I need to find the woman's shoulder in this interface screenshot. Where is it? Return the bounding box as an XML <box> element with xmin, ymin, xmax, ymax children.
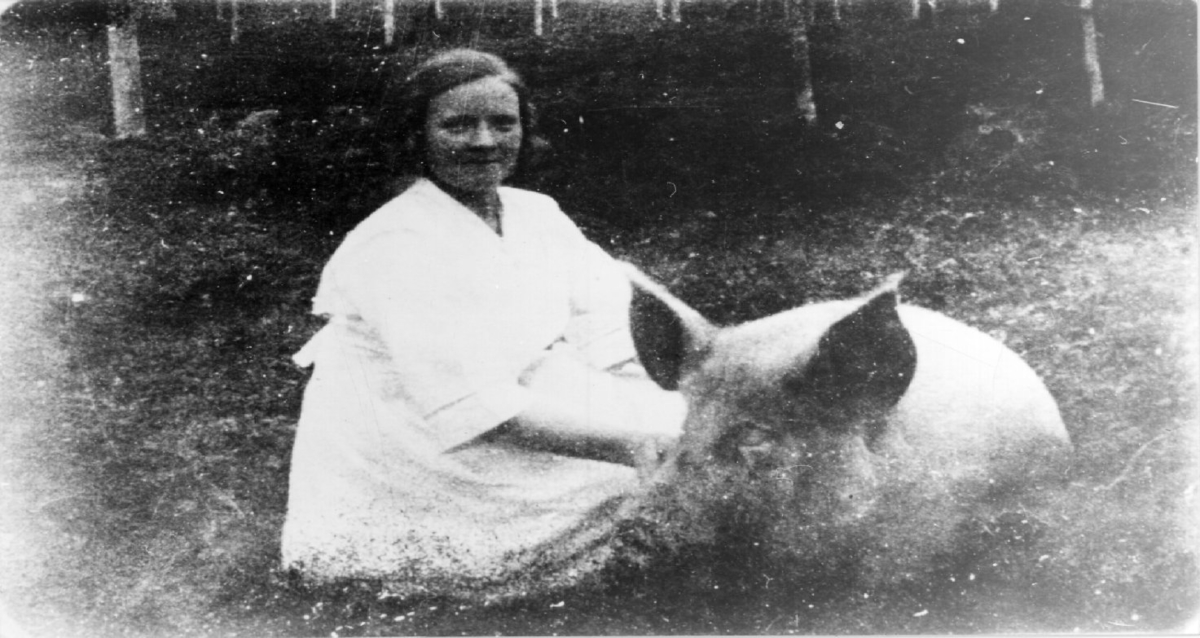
<box><xmin>498</xmin><ymin>185</ymin><xmax>562</xmax><ymax>211</ymax></box>
<box><xmin>343</xmin><ymin>180</ymin><xmax>455</xmax><ymax>240</ymax></box>
<box><xmin>498</xmin><ymin>186</ymin><xmax>580</xmax><ymax>233</ymax></box>
<box><xmin>324</xmin><ymin>182</ymin><xmax>451</xmax><ymax>266</ymax></box>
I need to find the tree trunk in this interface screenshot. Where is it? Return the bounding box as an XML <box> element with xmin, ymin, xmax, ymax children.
<box><xmin>655</xmin><ymin>0</ymin><xmax>664</xmax><ymax>20</ymax></box>
<box><xmin>107</xmin><ymin>8</ymin><xmax>147</xmax><ymax>139</ymax></box>
<box><xmin>1081</xmin><ymin>0</ymin><xmax>1105</xmax><ymax>106</ymax></box>
<box><xmin>433</xmin><ymin>0</ymin><xmax>444</xmax><ymax>21</ymax></box>
<box><xmin>330</xmin><ymin>0</ymin><xmax>337</xmax><ymax>19</ymax></box>
<box><xmin>912</xmin><ymin>0</ymin><xmax>935</xmax><ymax>21</ymax></box>
<box><xmin>669</xmin><ymin>0</ymin><xmax>681</xmax><ymax>22</ymax></box>
<box><xmin>229</xmin><ymin>0</ymin><xmax>239</xmax><ymax>44</ymax></box>
<box><xmin>787</xmin><ymin>0</ymin><xmax>817</xmax><ymax>125</ymax></box>
<box><xmin>549</xmin><ymin>0</ymin><xmax>558</xmax><ymax>21</ymax></box>
<box><xmin>384</xmin><ymin>0</ymin><xmax>396</xmax><ymax>44</ymax></box>
<box><xmin>534</xmin><ymin>0</ymin><xmax>544</xmax><ymax>35</ymax></box>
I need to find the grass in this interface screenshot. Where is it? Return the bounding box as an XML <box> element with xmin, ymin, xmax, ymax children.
<box><xmin>0</xmin><ymin>0</ymin><xmax>1196</xmax><ymax>635</ymax></box>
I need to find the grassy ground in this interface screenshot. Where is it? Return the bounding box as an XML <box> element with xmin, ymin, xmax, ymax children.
<box><xmin>0</xmin><ymin>0</ymin><xmax>1197</xmax><ymax>635</ymax></box>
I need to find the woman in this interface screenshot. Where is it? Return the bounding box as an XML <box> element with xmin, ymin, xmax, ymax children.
<box><xmin>280</xmin><ymin>49</ymin><xmax>685</xmax><ymax>599</ymax></box>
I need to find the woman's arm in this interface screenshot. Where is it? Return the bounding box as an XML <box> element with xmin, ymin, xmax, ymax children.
<box><xmin>482</xmin><ymin>346</ymin><xmax>685</xmax><ymax>470</ymax></box>
<box><xmin>486</xmin><ymin>395</ymin><xmax>647</xmax><ymax>467</ymax></box>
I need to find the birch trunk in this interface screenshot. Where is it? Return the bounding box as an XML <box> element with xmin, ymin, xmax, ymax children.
<box><xmin>434</xmin><ymin>0</ymin><xmax>444</xmax><ymax>21</ymax></box>
<box><xmin>788</xmin><ymin>0</ymin><xmax>817</xmax><ymax>125</ymax></box>
<box><xmin>384</xmin><ymin>0</ymin><xmax>396</xmax><ymax>44</ymax></box>
<box><xmin>549</xmin><ymin>0</ymin><xmax>558</xmax><ymax>20</ymax></box>
<box><xmin>230</xmin><ymin>0</ymin><xmax>240</xmax><ymax>44</ymax></box>
<box><xmin>1081</xmin><ymin>0</ymin><xmax>1105</xmax><ymax>106</ymax></box>
<box><xmin>912</xmin><ymin>0</ymin><xmax>934</xmax><ymax>21</ymax></box>
<box><xmin>107</xmin><ymin>12</ymin><xmax>147</xmax><ymax>139</ymax></box>
<box><xmin>331</xmin><ymin>0</ymin><xmax>337</xmax><ymax>19</ymax></box>
<box><xmin>670</xmin><ymin>0</ymin><xmax>681</xmax><ymax>22</ymax></box>
<box><xmin>655</xmin><ymin>0</ymin><xmax>664</xmax><ymax>20</ymax></box>
<box><xmin>534</xmin><ymin>0</ymin><xmax>544</xmax><ymax>35</ymax></box>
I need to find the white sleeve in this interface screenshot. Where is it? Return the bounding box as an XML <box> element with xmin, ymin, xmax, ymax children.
<box><xmin>526</xmin><ymin>199</ymin><xmax>638</xmax><ymax>371</ymax></box>
<box><xmin>330</xmin><ymin>232</ymin><xmax>533</xmax><ymax>451</ymax></box>
<box><xmin>563</xmin><ymin>238</ymin><xmax>639</xmax><ymax>370</ymax></box>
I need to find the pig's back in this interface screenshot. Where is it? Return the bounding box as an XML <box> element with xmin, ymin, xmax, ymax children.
<box><xmin>888</xmin><ymin>305</ymin><xmax>1069</xmax><ymax>475</ymax></box>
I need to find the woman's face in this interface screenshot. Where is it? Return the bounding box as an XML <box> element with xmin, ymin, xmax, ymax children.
<box><xmin>424</xmin><ymin>76</ymin><xmax>522</xmax><ymax>195</ymax></box>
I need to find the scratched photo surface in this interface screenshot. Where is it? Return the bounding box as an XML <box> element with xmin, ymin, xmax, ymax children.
<box><xmin>0</xmin><ymin>0</ymin><xmax>1195</xmax><ymax>635</ymax></box>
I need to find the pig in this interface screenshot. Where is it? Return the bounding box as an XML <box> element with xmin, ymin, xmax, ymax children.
<box><xmin>615</xmin><ymin>266</ymin><xmax>1072</xmax><ymax>598</ymax></box>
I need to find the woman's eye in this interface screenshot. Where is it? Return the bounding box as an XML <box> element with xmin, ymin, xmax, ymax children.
<box><xmin>436</xmin><ymin>116</ymin><xmax>472</xmax><ymax>132</ymax></box>
<box><xmin>490</xmin><ymin>118</ymin><xmax>519</xmax><ymax>133</ymax></box>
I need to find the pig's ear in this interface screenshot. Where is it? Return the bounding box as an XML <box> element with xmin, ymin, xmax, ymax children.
<box><xmin>790</xmin><ymin>274</ymin><xmax>916</xmax><ymax>422</ymax></box>
<box><xmin>623</xmin><ymin>263</ymin><xmax>716</xmax><ymax>391</ymax></box>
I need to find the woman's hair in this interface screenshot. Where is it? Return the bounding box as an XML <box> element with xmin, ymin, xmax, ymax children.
<box><xmin>388</xmin><ymin>49</ymin><xmax>540</xmax><ymax>177</ymax></box>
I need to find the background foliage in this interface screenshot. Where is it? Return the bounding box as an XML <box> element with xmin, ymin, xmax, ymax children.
<box><xmin>0</xmin><ymin>0</ymin><xmax>1196</xmax><ymax>635</ymax></box>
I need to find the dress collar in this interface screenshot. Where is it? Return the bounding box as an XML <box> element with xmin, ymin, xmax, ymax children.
<box><xmin>412</xmin><ymin>178</ymin><xmax>505</xmax><ymax>235</ymax></box>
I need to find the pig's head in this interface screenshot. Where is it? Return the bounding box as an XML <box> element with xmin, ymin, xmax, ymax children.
<box><xmin>629</xmin><ymin>269</ymin><xmax>914</xmax><ymax>504</ymax></box>
<box><xmin>622</xmin><ymin>268</ymin><xmax>927</xmax><ymax>584</ymax></box>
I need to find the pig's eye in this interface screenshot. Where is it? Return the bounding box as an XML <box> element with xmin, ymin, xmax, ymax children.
<box><xmin>737</xmin><ymin>423</ymin><xmax>775</xmax><ymax>447</ymax></box>
<box><xmin>715</xmin><ymin>420</ymin><xmax>778</xmax><ymax>465</ymax></box>
<box><xmin>729</xmin><ymin>421</ymin><xmax>778</xmax><ymax>470</ymax></box>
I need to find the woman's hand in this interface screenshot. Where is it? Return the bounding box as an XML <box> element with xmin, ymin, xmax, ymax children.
<box><xmin>631</xmin><ymin>430</ymin><xmax>676</xmax><ymax>482</ymax></box>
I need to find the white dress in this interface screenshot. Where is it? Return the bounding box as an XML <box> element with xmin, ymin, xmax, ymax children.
<box><xmin>281</xmin><ymin>179</ymin><xmax>682</xmax><ymax>600</ymax></box>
